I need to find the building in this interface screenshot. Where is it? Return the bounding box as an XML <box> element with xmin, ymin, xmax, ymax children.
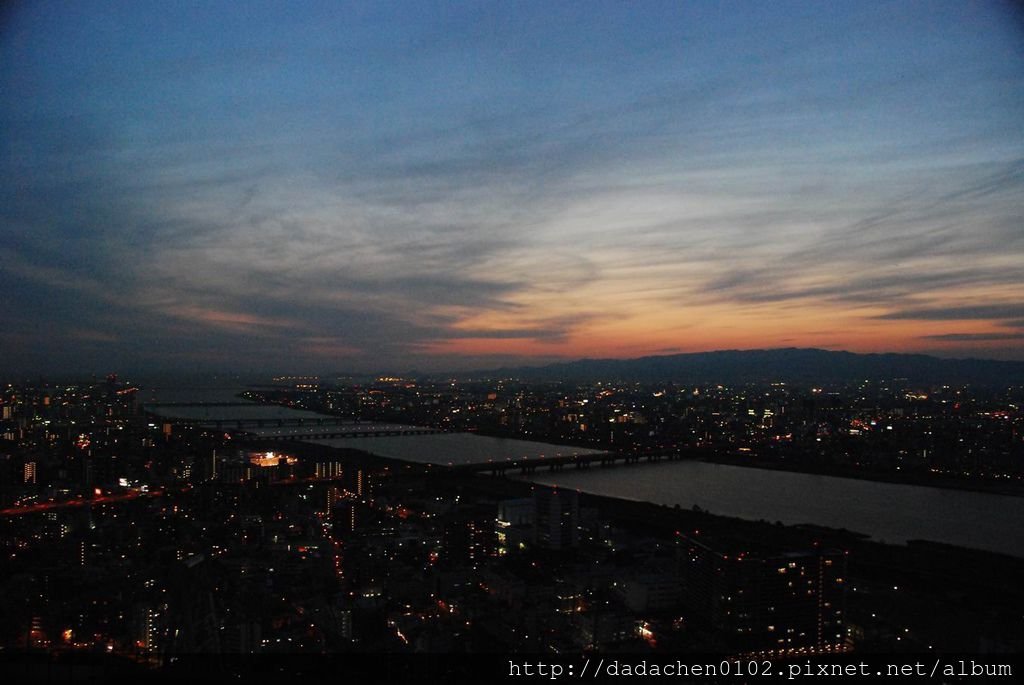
<box><xmin>618</xmin><ymin>572</ymin><xmax>683</xmax><ymax>612</ymax></box>
<box><xmin>677</xmin><ymin>533</ymin><xmax>847</xmax><ymax>654</ymax></box>
<box><xmin>496</xmin><ymin>497</ymin><xmax>533</xmax><ymax>555</ymax></box>
<box><xmin>533</xmin><ymin>488</ymin><xmax>579</xmax><ymax>550</ymax></box>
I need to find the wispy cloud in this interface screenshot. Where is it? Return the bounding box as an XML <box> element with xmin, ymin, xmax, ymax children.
<box><xmin>921</xmin><ymin>332</ymin><xmax>1024</xmax><ymax>342</ymax></box>
<box><xmin>876</xmin><ymin>305</ymin><xmax>1024</xmax><ymax>321</ymax></box>
<box><xmin>1</xmin><ymin>2</ymin><xmax>1022</xmax><ymax>371</ymax></box>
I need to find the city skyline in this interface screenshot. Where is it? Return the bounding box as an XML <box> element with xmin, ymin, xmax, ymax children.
<box><xmin>2</xmin><ymin>1</ymin><xmax>1023</xmax><ymax>373</ymax></box>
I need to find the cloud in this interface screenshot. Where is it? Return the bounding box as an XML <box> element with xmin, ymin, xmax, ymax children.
<box><xmin>876</xmin><ymin>305</ymin><xmax>1024</xmax><ymax>321</ymax></box>
<box><xmin>920</xmin><ymin>332</ymin><xmax>1024</xmax><ymax>342</ymax></box>
<box><xmin>165</xmin><ymin>305</ymin><xmax>299</xmax><ymax>333</ymax></box>
<box><xmin>1</xmin><ymin>2</ymin><xmax>1023</xmax><ymax>371</ymax></box>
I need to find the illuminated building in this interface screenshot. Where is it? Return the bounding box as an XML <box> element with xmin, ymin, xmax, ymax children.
<box><xmin>332</xmin><ymin>500</ymin><xmax>360</xmax><ymax>534</ymax></box>
<box><xmin>133</xmin><ymin>604</ymin><xmax>161</xmax><ymax>653</ymax></box>
<box><xmin>315</xmin><ymin>461</ymin><xmax>343</xmax><ymax>478</ymax></box>
<box><xmin>442</xmin><ymin>508</ymin><xmax>496</xmax><ymax>565</ymax></box>
<box><xmin>215</xmin><ymin>451</ymin><xmax>299</xmax><ymax>483</ymax></box>
<box><xmin>495</xmin><ymin>497</ymin><xmax>533</xmax><ymax>555</ymax></box>
<box><xmin>248</xmin><ymin>451</ymin><xmax>297</xmax><ymax>468</ymax></box>
<box><xmin>326</xmin><ymin>485</ymin><xmax>340</xmax><ymax>515</ymax></box>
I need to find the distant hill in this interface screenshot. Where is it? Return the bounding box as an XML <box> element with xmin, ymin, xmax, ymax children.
<box><xmin>470</xmin><ymin>348</ymin><xmax>1024</xmax><ymax>385</ymax></box>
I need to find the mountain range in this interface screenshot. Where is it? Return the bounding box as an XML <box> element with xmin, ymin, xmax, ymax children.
<box><xmin>465</xmin><ymin>348</ymin><xmax>1024</xmax><ymax>385</ymax></box>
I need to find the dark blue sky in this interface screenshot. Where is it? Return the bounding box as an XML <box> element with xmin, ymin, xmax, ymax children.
<box><xmin>2</xmin><ymin>1</ymin><xmax>1022</xmax><ymax>373</ymax></box>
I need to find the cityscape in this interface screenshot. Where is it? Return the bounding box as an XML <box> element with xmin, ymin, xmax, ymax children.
<box><xmin>1</xmin><ymin>366</ymin><xmax>1022</xmax><ymax>678</ymax></box>
<box><xmin>2</xmin><ymin>1</ymin><xmax>1023</xmax><ymax>682</ymax></box>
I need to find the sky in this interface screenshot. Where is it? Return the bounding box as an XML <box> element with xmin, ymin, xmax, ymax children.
<box><xmin>1</xmin><ymin>1</ymin><xmax>1023</xmax><ymax>374</ymax></box>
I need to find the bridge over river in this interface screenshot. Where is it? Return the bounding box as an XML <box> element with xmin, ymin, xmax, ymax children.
<box><xmin>144</xmin><ymin>403</ymin><xmax>441</xmax><ymax>440</ymax></box>
<box><xmin>441</xmin><ymin>447</ymin><xmax>701</xmax><ymax>475</ymax></box>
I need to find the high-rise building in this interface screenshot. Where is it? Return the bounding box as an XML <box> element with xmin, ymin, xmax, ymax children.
<box><xmin>533</xmin><ymin>487</ymin><xmax>579</xmax><ymax>550</ymax></box>
<box><xmin>315</xmin><ymin>461</ymin><xmax>343</xmax><ymax>479</ymax></box>
<box><xmin>332</xmin><ymin>500</ymin><xmax>360</xmax><ymax>535</ymax></box>
<box><xmin>133</xmin><ymin>604</ymin><xmax>160</xmax><ymax>653</ymax></box>
<box><xmin>222</xmin><ymin>622</ymin><xmax>261</xmax><ymax>654</ymax></box>
<box><xmin>442</xmin><ymin>507</ymin><xmax>496</xmax><ymax>565</ymax></box>
<box><xmin>496</xmin><ymin>497</ymin><xmax>533</xmax><ymax>555</ymax></box>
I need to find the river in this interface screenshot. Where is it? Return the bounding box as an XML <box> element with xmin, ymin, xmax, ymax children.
<box><xmin>522</xmin><ymin>460</ymin><xmax>1024</xmax><ymax>557</ymax></box>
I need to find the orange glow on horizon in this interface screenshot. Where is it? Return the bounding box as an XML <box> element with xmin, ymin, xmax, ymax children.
<box><xmin>419</xmin><ymin>310</ymin><xmax>1014</xmax><ymax>361</ymax></box>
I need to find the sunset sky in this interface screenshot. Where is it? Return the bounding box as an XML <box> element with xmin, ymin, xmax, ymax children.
<box><xmin>2</xmin><ymin>1</ymin><xmax>1023</xmax><ymax>373</ymax></box>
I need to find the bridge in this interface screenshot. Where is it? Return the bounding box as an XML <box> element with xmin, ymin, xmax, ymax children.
<box><xmin>447</xmin><ymin>447</ymin><xmax>701</xmax><ymax>476</ymax></box>
<box><xmin>240</xmin><ymin>425</ymin><xmax>443</xmax><ymax>442</ymax></box>
<box><xmin>143</xmin><ymin>406</ymin><xmax>441</xmax><ymax>438</ymax></box>
<box><xmin>144</xmin><ymin>411</ymin><xmax>352</xmax><ymax>429</ymax></box>
<box><xmin>144</xmin><ymin>402</ymin><xmax>255</xmax><ymax>408</ymax></box>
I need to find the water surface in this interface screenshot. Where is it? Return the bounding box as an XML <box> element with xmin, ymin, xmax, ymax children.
<box><xmin>523</xmin><ymin>460</ymin><xmax>1024</xmax><ymax>557</ymax></box>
